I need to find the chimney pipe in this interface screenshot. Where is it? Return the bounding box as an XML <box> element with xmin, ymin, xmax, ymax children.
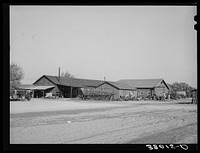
<box><xmin>104</xmin><ymin>77</ymin><xmax>106</xmax><ymax>81</ymax></box>
<box><xmin>58</xmin><ymin>67</ymin><xmax>60</xmax><ymax>81</ymax></box>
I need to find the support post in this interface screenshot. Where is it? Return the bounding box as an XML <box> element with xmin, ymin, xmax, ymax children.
<box><xmin>71</xmin><ymin>87</ymin><xmax>73</xmax><ymax>98</ymax></box>
<box><xmin>32</xmin><ymin>90</ymin><xmax>34</xmax><ymax>98</ymax></box>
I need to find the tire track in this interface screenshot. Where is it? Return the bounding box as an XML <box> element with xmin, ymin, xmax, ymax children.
<box><xmin>10</xmin><ymin>105</ymin><xmax>197</xmax><ymax>144</ymax></box>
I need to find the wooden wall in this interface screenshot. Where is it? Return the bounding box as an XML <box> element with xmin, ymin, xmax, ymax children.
<box><xmin>155</xmin><ymin>80</ymin><xmax>169</xmax><ymax>96</ymax></box>
<box><xmin>96</xmin><ymin>83</ymin><xmax>119</xmax><ymax>99</ymax></box>
<box><xmin>137</xmin><ymin>88</ymin><xmax>152</xmax><ymax>97</ymax></box>
<box><xmin>33</xmin><ymin>76</ymin><xmax>60</xmax><ymax>96</ymax></box>
<box><xmin>34</xmin><ymin>77</ymin><xmax>54</xmax><ymax>86</ymax></box>
<box><xmin>96</xmin><ymin>83</ymin><xmax>137</xmax><ymax>99</ymax></box>
<box><xmin>119</xmin><ymin>90</ymin><xmax>137</xmax><ymax>98</ymax></box>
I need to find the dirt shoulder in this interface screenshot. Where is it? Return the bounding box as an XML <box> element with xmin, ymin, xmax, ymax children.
<box><xmin>127</xmin><ymin>123</ymin><xmax>197</xmax><ymax>144</ymax></box>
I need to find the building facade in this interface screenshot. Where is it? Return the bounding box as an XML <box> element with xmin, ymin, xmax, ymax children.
<box><xmin>96</xmin><ymin>81</ymin><xmax>137</xmax><ymax>99</ymax></box>
<box><xmin>117</xmin><ymin>79</ymin><xmax>170</xmax><ymax>98</ymax></box>
<box><xmin>20</xmin><ymin>75</ymin><xmax>170</xmax><ymax>100</ymax></box>
<box><xmin>32</xmin><ymin>75</ymin><xmax>104</xmax><ymax>98</ymax></box>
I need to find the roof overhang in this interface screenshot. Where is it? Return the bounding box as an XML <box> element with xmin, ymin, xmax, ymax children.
<box><xmin>136</xmin><ymin>87</ymin><xmax>154</xmax><ymax>89</ymax></box>
<box><xmin>18</xmin><ymin>85</ymin><xmax>55</xmax><ymax>90</ymax></box>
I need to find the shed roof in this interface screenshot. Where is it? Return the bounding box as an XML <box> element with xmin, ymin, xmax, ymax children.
<box><xmin>117</xmin><ymin>79</ymin><xmax>167</xmax><ymax>88</ymax></box>
<box><xmin>59</xmin><ymin>77</ymin><xmax>104</xmax><ymax>88</ymax></box>
<box><xmin>17</xmin><ymin>84</ymin><xmax>35</xmax><ymax>89</ymax></box>
<box><xmin>30</xmin><ymin>86</ymin><xmax>55</xmax><ymax>90</ymax></box>
<box><xmin>17</xmin><ymin>85</ymin><xmax>55</xmax><ymax>90</ymax></box>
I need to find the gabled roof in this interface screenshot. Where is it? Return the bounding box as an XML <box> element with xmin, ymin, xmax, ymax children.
<box><xmin>59</xmin><ymin>77</ymin><xmax>104</xmax><ymax>88</ymax></box>
<box><xmin>33</xmin><ymin>75</ymin><xmax>170</xmax><ymax>90</ymax></box>
<box><xmin>117</xmin><ymin>78</ymin><xmax>169</xmax><ymax>89</ymax></box>
<box><xmin>100</xmin><ymin>81</ymin><xmax>136</xmax><ymax>90</ymax></box>
<box><xmin>34</xmin><ymin>75</ymin><xmax>104</xmax><ymax>88</ymax></box>
<box><xmin>44</xmin><ymin>75</ymin><xmax>61</xmax><ymax>85</ymax></box>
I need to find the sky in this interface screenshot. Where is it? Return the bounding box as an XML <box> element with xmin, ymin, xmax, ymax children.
<box><xmin>10</xmin><ymin>6</ymin><xmax>197</xmax><ymax>88</ymax></box>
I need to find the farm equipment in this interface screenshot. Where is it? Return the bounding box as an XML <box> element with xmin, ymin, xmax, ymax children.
<box><xmin>10</xmin><ymin>89</ymin><xmax>32</xmax><ymax>101</ymax></box>
<box><xmin>80</xmin><ymin>90</ymin><xmax>114</xmax><ymax>101</ymax></box>
<box><xmin>45</xmin><ymin>92</ymin><xmax>62</xmax><ymax>99</ymax></box>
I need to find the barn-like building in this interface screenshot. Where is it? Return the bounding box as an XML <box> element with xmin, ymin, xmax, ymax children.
<box><xmin>31</xmin><ymin>75</ymin><xmax>138</xmax><ymax>99</ymax></box>
<box><xmin>117</xmin><ymin>79</ymin><xmax>170</xmax><ymax>98</ymax></box>
<box><xmin>32</xmin><ymin>75</ymin><xmax>104</xmax><ymax>98</ymax></box>
<box><xmin>96</xmin><ymin>81</ymin><xmax>137</xmax><ymax>99</ymax></box>
<box><xmin>18</xmin><ymin>75</ymin><xmax>170</xmax><ymax>100</ymax></box>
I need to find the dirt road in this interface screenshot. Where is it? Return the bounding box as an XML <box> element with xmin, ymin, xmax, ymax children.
<box><xmin>10</xmin><ymin>98</ymin><xmax>197</xmax><ymax>144</ymax></box>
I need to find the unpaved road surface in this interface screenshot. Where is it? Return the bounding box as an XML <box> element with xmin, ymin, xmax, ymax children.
<box><xmin>10</xmin><ymin>98</ymin><xmax>197</xmax><ymax>144</ymax></box>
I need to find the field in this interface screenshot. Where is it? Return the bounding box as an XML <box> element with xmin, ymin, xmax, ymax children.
<box><xmin>10</xmin><ymin>98</ymin><xmax>197</xmax><ymax>144</ymax></box>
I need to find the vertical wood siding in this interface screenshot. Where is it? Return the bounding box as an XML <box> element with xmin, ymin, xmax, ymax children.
<box><xmin>137</xmin><ymin>89</ymin><xmax>152</xmax><ymax>97</ymax></box>
<box><xmin>34</xmin><ymin>77</ymin><xmax>60</xmax><ymax>95</ymax></box>
<box><xmin>34</xmin><ymin>77</ymin><xmax>54</xmax><ymax>86</ymax></box>
<box><xmin>96</xmin><ymin>83</ymin><xmax>119</xmax><ymax>99</ymax></box>
<box><xmin>155</xmin><ymin>81</ymin><xmax>169</xmax><ymax>95</ymax></box>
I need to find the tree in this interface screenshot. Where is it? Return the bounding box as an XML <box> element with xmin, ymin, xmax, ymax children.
<box><xmin>10</xmin><ymin>62</ymin><xmax>24</xmax><ymax>90</ymax></box>
<box><xmin>168</xmin><ymin>82</ymin><xmax>195</xmax><ymax>98</ymax></box>
<box><xmin>61</xmin><ymin>71</ymin><xmax>74</xmax><ymax>78</ymax></box>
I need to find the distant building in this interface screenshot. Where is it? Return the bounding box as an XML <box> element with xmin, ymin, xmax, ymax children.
<box><xmin>117</xmin><ymin>79</ymin><xmax>170</xmax><ymax>98</ymax></box>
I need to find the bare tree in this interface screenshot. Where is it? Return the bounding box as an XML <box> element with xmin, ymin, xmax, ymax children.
<box><xmin>61</xmin><ymin>71</ymin><xmax>74</xmax><ymax>78</ymax></box>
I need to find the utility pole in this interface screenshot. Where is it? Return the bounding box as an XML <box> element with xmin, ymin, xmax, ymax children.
<box><xmin>58</xmin><ymin>67</ymin><xmax>60</xmax><ymax>81</ymax></box>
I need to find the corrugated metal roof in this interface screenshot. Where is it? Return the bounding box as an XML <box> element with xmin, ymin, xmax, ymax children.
<box><xmin>117</xmin><ymin>79</ymin><xmax>164</xmax><ymax>88</ymax></box>
<box><xmin>104</xmin><ymin>81</ymin><xmax>136</xmax><ymax>90</ymax></box>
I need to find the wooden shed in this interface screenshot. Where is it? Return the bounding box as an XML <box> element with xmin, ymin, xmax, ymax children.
<box><xmin>117</xmin><ymin>78</ymin><xmax>170</xmax><ymax>98</ymax></box>
<box><xmin>96</xmin><ymin>81</ymin><xmax>137</xmax><ymax>99</ymax></box>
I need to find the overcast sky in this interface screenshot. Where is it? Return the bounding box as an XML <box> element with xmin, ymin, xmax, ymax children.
<box><xmin>10</xmin><ymin>6</ymin><xmax>197</xmax><ymax>88</ymax></box>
